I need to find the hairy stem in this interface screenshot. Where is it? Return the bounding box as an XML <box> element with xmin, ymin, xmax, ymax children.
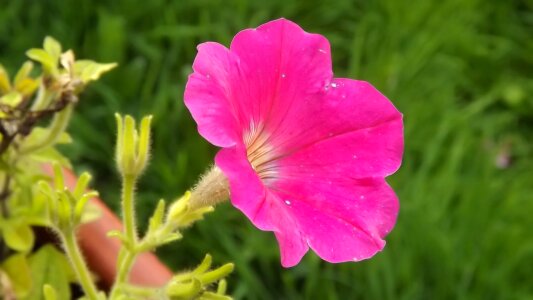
<box><xmin>122</xmin><ymin>175</ymin><xmax>138</xmax><ymax>244</ymax></box>
<box><xmin>114</xmin><ymin>250</ymin><xmax>136</xmax><ymax>287</ymax></box>
<box><xmin>62</xmin><ymin>230</ymin><xmax>100</xmax><ymax>300</ymax></box>
<box><xmin>109</xmin><ymin>174</ymin><xmax>139</xmax><ymax>299</ymax></box>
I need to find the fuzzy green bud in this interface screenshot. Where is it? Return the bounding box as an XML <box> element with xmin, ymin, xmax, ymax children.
<box><xmin>115</xmin><ymin>114</ymin><xmax>152</xmax><ymax>177</ymax></box>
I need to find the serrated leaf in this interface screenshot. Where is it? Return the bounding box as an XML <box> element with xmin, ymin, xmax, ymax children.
<box><xmin>26</xmin><ymin>245</ymin><xmax>72</xmax><ymax>300</ymax></box>
<box><xmin>3</xmin><ymin>223</ymin><xmax>35</xmax><ymax>252</ymax></box>
<box><xmin>1</xmin><ymin>253</ymin><xmax>32</xmax><ymax>298</ymax></box>
<box><xmin>73</xmin><ymin>60</ymin><xmax>117</xmax><ymax>83</ymax></box>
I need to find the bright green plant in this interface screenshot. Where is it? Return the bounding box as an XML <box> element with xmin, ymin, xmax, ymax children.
<box><xmin>0</xmin><ymin>36</ymin><xmax>115</xmax><ymax>299</ymax></box>
<box><xmin>0</xmin><ymin>38</ymin><xmax>233</xmax><ymax>300</ymax></box>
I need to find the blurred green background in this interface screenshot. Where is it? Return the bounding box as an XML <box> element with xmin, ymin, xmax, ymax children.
<box><xmin>1</xmin><ymin>0</ymin><xmax>532</xmax><ymax>299</ymax></box>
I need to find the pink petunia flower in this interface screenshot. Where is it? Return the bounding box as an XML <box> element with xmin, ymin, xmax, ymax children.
<box><xmin>184</xmin><ymin>18</ymin><xmax>404</xmax><ymax>267</ymax></box>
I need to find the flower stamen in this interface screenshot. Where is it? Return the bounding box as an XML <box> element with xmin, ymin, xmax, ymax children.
<box><xmin>244</xmin><ymin>122</ymin><xmax>279</xmax><ymax>184</ymax></box>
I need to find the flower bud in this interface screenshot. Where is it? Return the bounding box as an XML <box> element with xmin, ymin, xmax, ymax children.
<box><xmin>39</xmin><ymin>164</ymin><xmax>98</xmax><ymax>231</ymax></box>
<box><xmin>188</xmin><ymin>166</ymin><xmax>230</xmax><ymax>209</ymax></box>
<box><xmin>115</xmin><ymin>114</ymin><xmax>152</xmax><ymax>177</ymax></box>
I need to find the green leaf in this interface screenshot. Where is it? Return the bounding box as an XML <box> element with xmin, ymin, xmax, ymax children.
<box><xmin>15</xmin><ymin>77</ymin><xmax>39</xmax><ymax>96</ymax></box>
<box><xmin>198</xmin><ymin>263</ymin><xmax>234</xmax><ymax>285</ymax></box>
<box><xmin>29</xmin><ymin>147</ymin><xmax>72</xmax><ymax>169</ymax></box>
<box><xmin>0</xmin><ymin>91</ymin><xmax>23</xmax><ymax>107</ymax></box>
<box><xmin>14</xmin><ymin>61</ymin><xmax>34</xmax><ymax>86</ymax></box>
<box><xmin>166</xmin><ymin>277</ymin><xmax>202</xmax><ymax>298</ymax></box>
<box><xmin>80</xmin><ymin>201</ymin><xmax>101</xmax><ymax>224</ymax></box>
<box><xmin>192</xmin><ymin>254</ymin><xmax>212</xmax><ymax>275</ymax></box>
<box><xmin>23</xmin><ymin>128</ymin><xmax>73</xmax><ymax>148</ymax></box>
<box><xmin>3</xmin><ymin>223</ymin><xmax>35</xmax><ymax>252</ymax></box>
<box><xmin>26</xmin><ymin>49</ymin><xmax>57</xmax><ymax>74</ymax></box>
<box><xmin>43</xmin><ymin>37</ymin><xmax>62</xmax><ymax>62</ymax></box>
<box><xmin>148</xmin><ymin>199</ymin><xmax>166</xmax><ymax>233</ymax></box>
<box><xmin>73</xmin><ymin>60</ymin><xmax>117</xmax><ymax>83</ymax></box>
<box><xmin>199</xmin><ymin>291</ymin><xmax>233</xmax><ymax>300</ymax></box>
<box><xmin>43</xmin><ymin>284</ymin><xmax>58</xmax><ymax>300</ymax></box>
<box><xmin>1</xmin><ymin>253</ymin><xmax>32</xmax><ymax>298</ymax></box>
<box><xmin>0</xmin><ymin>64</ymin><xmax>11</xmax><ymax>93</ymax></box>
<box><xmin>26</xmin><ymin>245</ymin><xmax>72</xmax><ymax>300</ymax></box>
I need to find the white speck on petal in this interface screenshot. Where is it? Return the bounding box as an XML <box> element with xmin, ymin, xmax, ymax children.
<box><xmin>318</xmin><ymin>49</ymin><xmax>326</xmax><ymax>53</ymax></box>
<box><xmin>284</xmin><ymin>200</ymin><xmax>291</xmax><ymax>206</ymax></box>
<box><xmin>331</xmin><ymin>82</ymin><xmax>338</xmax><ymax>88</ymax></box>
<box><xmin>281</xmin><ymin>73</ymin><xmax>286</xmax><ymax>78</ymax></box>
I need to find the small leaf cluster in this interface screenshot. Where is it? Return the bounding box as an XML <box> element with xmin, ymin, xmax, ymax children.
<box><xmin>0</xmin><ymin>37</ymin><xmax>115</xmax><ymax>299</ymax></box>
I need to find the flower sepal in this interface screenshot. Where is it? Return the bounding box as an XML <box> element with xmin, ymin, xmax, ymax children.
<box><xmin>38</xmin><ymin>163</ymin><xmax>98</xmax><ymax>232</ymax></box>
<box><xmin>165</xmin><ymin>254</ymin><xmax>234</xmax><ymax>300</ymax></box>
<box><xmin>115</xmin><ymin>114</ymin><xmax>152</xmax><ymax>177</ymax></box>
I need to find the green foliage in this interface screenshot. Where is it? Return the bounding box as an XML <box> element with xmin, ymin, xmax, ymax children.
<box><xmin>38</xmin><ymin>164</ymin><xmax>99</xmax><ymax>232</ymax></box>
<box><xmin>0</xmin><ymin>0</ymin><xmax>530</xmax><ymax>299</ymax></box>
<box><xmin>3</xmin><ymin>33</ymin><xmax>232</xmax><ymax>298</ymax></box>
<box><xmin>110</xmin><ymin>115</ymin><xmax>231</xmax><ymax>299</ymax></box>
<box><xmin>2</xmin><ymin>223</ymin><xmax>34</xmax><ymax>252</ymax></box>
<box><xmin>1</xmin><ymin>253</ymin><xmax>32</xmax><ymax>298</ymax></box>
<box><xmin>166</xmin><ymin>254</ymin><xmax>233</xmax><ymax>300</ymax></box>
<box><xmin>0</xmin><ymin>36</ymin><xmax>115</xmax><ymax>298</ymax></box>
<box><xmin>26</xmin><ymin>245</ymin><xmax>73</xmax><ymax>300</ymax></box>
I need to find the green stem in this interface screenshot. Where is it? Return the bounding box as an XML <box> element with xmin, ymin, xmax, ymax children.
<box><xmin>108</xmin><ymin>248</ymin><xmax>138</xmax><ymax>299</ymax></box>
<box><xmin>109</xmin><ymin>174</ymin><xmax>139</xmax><ymax>299</ymax></box>
<box><xmin>30</xmin><ymin>84</ymin><xmax>54</xmax><ymax>111</ymax></box>
<box><xmin>62</xmin><ymin>230</ymin><xmax>100</xmax><ymax>300</ymax></box>
<box><xmin>115</xmin><ymin>251</ymin><xmax>136</xmax><ymax>286</ymax></box>
<box><xmin>122</xmin><ymin>175</ymin><xmax>137</xmax><ymax>244</ymax></box>
<box><xmin>20</xmin><ymin>104</ymin><xmax>73</xmax><ymax>155</ymax></box>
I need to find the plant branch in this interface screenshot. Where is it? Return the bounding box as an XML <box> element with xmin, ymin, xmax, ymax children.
<box><xmin>61</xmin><ymin>229</ymin><xmax>100</xmax><ymax>300</ymax></box>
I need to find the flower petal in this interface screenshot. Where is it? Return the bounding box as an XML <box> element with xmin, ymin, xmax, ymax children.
<box><xmin>275</xmin><ymin>79</ymin><xmax>404</xmax><ymax>178</ymax></box>
<box><xmin>229</xmin><ymin>18</ymin><xmax>333</xmax><ymax>135</ymax></box>
<box><xmin>273</xmin><ymin>177</ymin><xmax>399</xmax><ymax>263</ymax></box>
<box><xmin>184</xmin><ymin>42</ymin><xmax>240</xmax><ymax>147</ymax></box>
<box><xmin>215</xmin><ymin>146</ymin><xmax>308</xmax><ymax>267</ymax></box>
<box><xmin>185</xmin><ymin>18</ymin><xmax>334</xmax><ymax>148</ymax></box>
